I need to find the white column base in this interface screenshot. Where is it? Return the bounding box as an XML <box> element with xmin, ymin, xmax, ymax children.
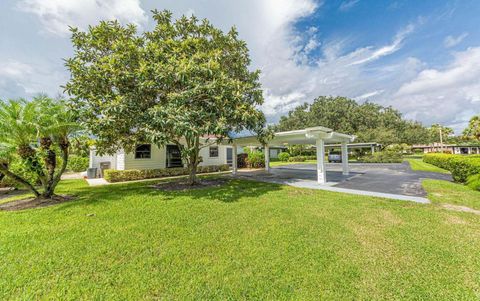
<box><xmin>264</xmin><ymin>145</ymin><xmax>270</xmax><ymax>173</ymax></box>
<box><xmin>232</xmin><ymin>144</ymin><xmax>238</xmax><ymax>175</ymax></box>
<box><xmin>341</xmin><ymin>142</ymin><xmax>349</xmax><ymax>176</ymax></box>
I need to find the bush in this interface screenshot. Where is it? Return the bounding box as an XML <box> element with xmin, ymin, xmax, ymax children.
<box><xmin>467</xmin><ymin>174</ymin><xmax>480</xmax><ymax>191</ymax></box>
<box><xmin>104</xmin><ymin>164</ymin><xmax>230</xmax><ymax>183</ymax></box>
<box><xmin>288</xmin><ymin>156</ymin><xmax>306</xmax><ymax>162</ymax></box>
<box><xmin>278</xmin><ymin>152</ymin><xmax>290</xmax><ymax>162</ymax></box>
<box><xmin>424</xmin><ymin>154</ymin><xmax>480</xmax><ymax>182</ymax></box>
<box><xmin>67</xmin><ymin>155</ymin><xmax>89</xmax><ymax>172</ymax></box>
<box><xmin>0</xmin><ymin>159</ymin><xmax>40</xmax><ymax>188</ymax></box>
<box><xmin>246</xmin><ymin>151</ymin><xmax>265</xmax><ymax>168</ymax></box>
<box><xmin>359</xmin><ymin>151</ymin><xmax>403</xmax><ymax>163</ymax></box>
<box><xmin>237</xmin><ymin>153</ymin><xmax>248</xmax><ymax>168</ymax></box>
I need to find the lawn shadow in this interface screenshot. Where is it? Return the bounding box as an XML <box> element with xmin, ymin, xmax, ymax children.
<box><xmin>155</xmin><ymin>176</ymin><xmax>284</xmax><ymax>203</ymax></box>
<box><xmin>53</xmin><ymin>175</ymin><xmax>284</xmax><ymax>211</ymax></box>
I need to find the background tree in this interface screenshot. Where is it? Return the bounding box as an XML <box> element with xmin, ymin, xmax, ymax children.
<box><xmin>0</xmin><ymin>96</ymin><xmax>80</xmax><ymax>198</ymax></box>
<box><xmin>463</xmin><ymin>115</ymin><xmax>480</xmax><ymax>141</ymax></box>
<box><xmin>429</xmin><ymin>124</ymin><xmax>454</xmax><ymax>144</ymax></box>
<box><xmin>276</xmin><ymin>96</ymin><xmax>431</xmax><ymax>146</ymax></box>
<box><xmin>65</xmin><ymin>10</ymin><xmax>265</xmax><ymax>184</ymax></box>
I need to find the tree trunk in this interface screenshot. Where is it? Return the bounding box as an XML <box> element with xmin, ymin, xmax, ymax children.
<box><xmin>0</xmin><ymin>163</ymin><xmax>40</xmax><ymax>197</ymax></box>
<box><xmin>40</xmin><ymin>137</ymin><xmax>57</xmax><ymax>199</ymax></box>
<box><xmin>188</xmin><ymin>162</ymin><xmax>198</xmax><ymax>185</ymax></box>
<box><xmin>42</xmin><ymin>138</ymin><xmax>69</xmax><ymax>198</ymax></box>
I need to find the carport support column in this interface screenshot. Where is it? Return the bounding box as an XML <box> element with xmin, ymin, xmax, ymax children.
<box><xmin>341</xmin><ymin>142</ymin><xmax>349</xmax><ymax>176</ymax></box>
<box><xmin>316</xmin><ymin>139</ymin><xmax>326</xmax><ymax>184</ymax></box>
<box><xmin>264</xmin><ymin>145</ymin><xmax>270</xmax><ymax>173</ymax></box>
<box><xmin>232</xmin><ymin>144</ymin><xmax>238</xmax><ymax>175</ymax></box>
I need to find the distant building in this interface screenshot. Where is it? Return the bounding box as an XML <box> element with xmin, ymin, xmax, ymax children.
<box><xmin>412</xmin><ymin>143</ymin><xmax>480</xmax><ymax>154</ymax></box>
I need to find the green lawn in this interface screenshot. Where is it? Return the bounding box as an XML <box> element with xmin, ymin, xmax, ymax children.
<box><xmin>1</xmin><ymin>178</ymin><xmax>480</xmax><ymax>299</ymax></box>
<box><xmin>405</xmin><ymin>158</ymin><xmax>450</xmax><ymax>174</ymax></box>
<box><xmin>423</xmin><ymin>179</ymin><xmax>480</xmax><ymax>210</ymax></box>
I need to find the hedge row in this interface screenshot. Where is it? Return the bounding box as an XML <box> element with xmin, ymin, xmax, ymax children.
<box><xmin>288</xmin><ymin>155</ymin><xmax>316</xmax><ymax>162</ymax></box>
<box><xmin>104</xmin><ymin>164</ymin><xmax>230</xmax><ymax>183</ymax></box>
<box><xmin>423</xmin><ymin>153</ymin><xmax>480</xmax><ymax>182</ymax></box>
<box><xmin>358</xmin><ymin>151</ymin><xmax>403</xmax><ymax>163</ymax></box>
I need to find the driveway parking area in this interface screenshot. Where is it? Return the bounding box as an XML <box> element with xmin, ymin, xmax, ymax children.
<box><xmin>235</xmin><ymin>162</ymin><xmax>452</xmax><ymax>203</ymax></box>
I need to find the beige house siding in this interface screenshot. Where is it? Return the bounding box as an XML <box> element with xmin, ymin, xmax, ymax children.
<box><xmin>199</xmin><ymin>145</ymin><xmax>229</xmax><ymax>166</ymax></box>
<box><xmin>90</xmin><ymin>144</ymin><xmax>230</xmax><ymax>174</ymax></box>
<box><xmin>124</xmin><ymin>145</ymin><xmax>167</xmax><ymax>170</ymax></box>
<box><xmin>116</xmin><ymin>150</ymin><xmax>126</xmax><ymax>170</ymax></box>
<box><xmin>89</xmin><ymin>150</ymin><xmax>116</xmax><ymax>170</ymax></box>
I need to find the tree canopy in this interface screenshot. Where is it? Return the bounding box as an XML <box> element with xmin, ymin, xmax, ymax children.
<box><xmin>463</xmin><ymin>115</ymin><xmax>480</xmax><ymax>141</ymax></box>
<box><xmin>65</xmin><ymin>10</ymin><xmax>266</xmax><ymax>184</ymax></box>
<box><xmin>275</xmin><ymin>96</ymin><xmax>431</xmax><ymax>146</ymax></box>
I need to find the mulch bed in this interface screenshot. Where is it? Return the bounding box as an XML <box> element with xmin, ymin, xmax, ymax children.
<box><xmin>0</xmin><ymin>195</ymin><xmax>76</xmax><ymax>211</ymax></box>
<box><xmin>150</xmin><ymin>178</ymin><xmax>228</xmax><ymax>191</ymax></box>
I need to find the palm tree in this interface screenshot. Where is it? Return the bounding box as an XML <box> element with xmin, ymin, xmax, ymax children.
<box><xmin>0</xmin><ymin>96</ymin><xmax>82</xmax><ymax>198</ymax></box>
<box><xmin>463</xmin><ymin>116</ymin><xmax>480</xmax><ymax>141</ymax></box>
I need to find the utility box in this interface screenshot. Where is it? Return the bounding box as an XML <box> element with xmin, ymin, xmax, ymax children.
<box><xmin>87</xmin><ymin>168</ymin><xmax>97</xmax><ymax>179</ymax></box>
<box><xmin>99</xmin><ymin>162</ymin><xmax>111</xmax><ymax>178</ymax></box>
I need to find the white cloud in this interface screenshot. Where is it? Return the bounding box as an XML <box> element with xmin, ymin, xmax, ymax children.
<box><xmin>393</xmin><ymin>47</ymin><xmax>480</xmax><ymax>132</ymax></box>
<box><xmin>0</xmin><ymin>59</ymin><xmax>65</xmax><ymax>97</ymax></box>
<box><xmin>339</xmin><ymin>0</ymin><xmax>360</xmax><ymax>12</ymax></box>
<box><xmin>354</xmin><ymin>90</ymin><xmax>384</xmax><ymax>101</ymax></box>
<box><xmin>0</xmin><ymin>60</ymin><xmax>34</xmax><ymax>78</ymax></box>
<box><xmin>17</xmin><ymin>0</ymin><xmax>147</xmax><ymax>36</ymax></box>
<box><xmin>6</xmin><ymin>0</ymin><xmax>478</xmax><ymax>133</ymax></box>
<box><xmin>349</xmin><ymin>23</ymin><xmax>415</xmax><ymax>65</ymax></box>
<box><xmin>444</xmin><ymin>32</ymin><xmax>468</xmax><ymax>48</ymax></box>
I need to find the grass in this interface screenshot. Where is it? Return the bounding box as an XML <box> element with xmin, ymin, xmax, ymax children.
<box><xmin>1</xmin><ymin>178</ymin><xmax>480</xmax><ymax>299</ymax></box>
<box><xmin>405</xmin><ymin>158</ymin><xmax>450</xmax><ymax>174</ymax></box>
<box><xmin>423</xmin><ymin>179</ymin><xmax>480</xmax><ymax>210</ymax></box>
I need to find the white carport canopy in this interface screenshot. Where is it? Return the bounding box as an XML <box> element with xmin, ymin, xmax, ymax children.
<box><xmin>231</xmin><ymin>126</ymin><xmax>355</xmax><ymax>184</ymax></box>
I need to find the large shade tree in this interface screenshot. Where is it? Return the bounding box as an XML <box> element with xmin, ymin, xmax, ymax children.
<box><xmin>65</xmin><ymin>10</ymin><xmax>266</xmax><ymax>184</ymax></box>
<box><xmin>0</xmin><ymin>96</ymin><xmax>81</xmax><ymax>198</ymax></box>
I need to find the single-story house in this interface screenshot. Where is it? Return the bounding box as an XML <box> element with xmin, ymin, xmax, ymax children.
<box><xmin>412</xmin><ymin>143</ymin><xmax>480</xmax><ymax>154</ymax></box>
<box><xmin>90</xmin><ymin>126</ymin><xmax>355</xmax><ymax>184</ymax></box>
<box><xmin>89</xmin><ymin>140</ymin><xmax>234</xmax><ymax>177</ymax></box>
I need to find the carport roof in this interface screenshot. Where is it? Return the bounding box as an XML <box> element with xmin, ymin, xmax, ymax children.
<box><xmin>233</xmin><ymin>126</ymin><xmax>355</xmax><ymax>147</ymax></box>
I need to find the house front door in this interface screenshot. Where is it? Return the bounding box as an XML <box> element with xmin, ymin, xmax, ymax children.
<box><xmin>166</xmin><ymin>145</ymin><xmax>183</xmax><ymax>168</ymax></box>
<box><xmin>226</xmin><ymin>147</ymin><xmax>233</xmax><ymax>166</ymax></box>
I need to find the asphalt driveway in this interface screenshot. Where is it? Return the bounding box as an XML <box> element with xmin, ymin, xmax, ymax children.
<box><xmin>237</xmin><ymin>162</ymin><xmax>452</xmax><ymax>199</ymax></box>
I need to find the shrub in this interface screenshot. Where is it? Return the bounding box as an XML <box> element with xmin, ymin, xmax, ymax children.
<box><xmin>467</xmin><ymin>174</ymin><xmax>480</xmax><ymax>191</ymax></box>
<box><xmin>359</xmin><ymin>151</ymin><xmax>403</xmax><ymax>163</ymax></box>
<box><xmin>424</xmin><ymin>154</ymin><xmax>480</xmax><ymax>182</ymax></box>
<box><xmin>246</xmin><ymin>151</ymin><xmax>265</xmax><ymax>168</ymax></box>
<box><xmin>237</xmin><ymin>153</ymin><xmax>248</xmax><ymax>168</ymax></box>
<box><xmin>278</xmin><ymin>152</ymin><xmax>290</xmax><ymax>162</ymax></box>
<box><xmin>0</xmin><ymin>159</ymin><xmax>40</xmax><ymax>188</ymax></box>
<box><xmin>104</xmin><ymin>164</ymin><xmax>230</xmax><ymax>183</ymax></box>
<box><xmin>288</xmin><ymin>156</ymin><xmax>306</xmax><ymax>162</ymax></box>
<box><xmin>67</xmin><ymin>155</ymin><xmax>89</xmax><ymax>172</ymax></box>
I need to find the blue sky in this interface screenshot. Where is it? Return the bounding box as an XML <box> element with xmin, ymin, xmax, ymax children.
<box><xmin>1</xmin><ymin>0</ymin><xmax>479</xmax><ymax>133</ymax></box>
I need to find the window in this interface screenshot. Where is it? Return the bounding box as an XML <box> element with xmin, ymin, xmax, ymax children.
<box><xmin>209</xmin><ymin>146</ymin><xmax>219</xmax><ymax>158</ymax></box>
<box><xmin>135</xmin><ymin>144</ymin><xmax>151</xmax><ymax>159</ymax></box>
